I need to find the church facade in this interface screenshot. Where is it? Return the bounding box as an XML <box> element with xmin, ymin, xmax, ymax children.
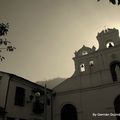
<box><xmin>53</xmin><ymin>28</ymin><xmax>120</xmax><ymax>120</ymax></box>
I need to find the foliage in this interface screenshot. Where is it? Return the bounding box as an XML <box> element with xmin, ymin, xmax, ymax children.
<box><xmin>97</xmin><ymin>0</ymin><xmax>120</xmax><ymax>5</ymax></box>
<box><xmin>0</xmin><ymin>23</ymin><xmax>9</xmax><ymax>36</ymax></box>
<box><xmin>0</xmin><ymin>23</ymin><xmax>16</xmax><ymax>61</ymax></box>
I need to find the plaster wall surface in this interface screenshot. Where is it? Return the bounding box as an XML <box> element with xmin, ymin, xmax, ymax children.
<box><xmin>0</xmin><ymin>72</ymin><xmax>9</xmax><ymax>108</ymax></box>
<box><xmin>53</xmin><ymin>28</ymin><xmax>120</xmax><ymax>120</ymax></box>
<box><xmin>54</xmin><ymin>83</ymin><xmax>120</xmax><ymax>120</ymax></box>
<box><xmin>6</xmin><ymin>77</ymin><xmax>52</xmax><ymax>120</ymax></box>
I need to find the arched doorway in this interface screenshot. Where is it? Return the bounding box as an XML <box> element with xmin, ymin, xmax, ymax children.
<box><xmin>114</xmin><ymin>95</ymin><xmax>120</xmax><ymax>120</ymax></box>
<box><xmin>110</xmin><ymin>61</ymin><xmax>120</xmax><ymax>81</ymax></box>
<box><xmin>61</xmin><ymin>104</ymin><xmax>77</xmax><ymax>120</ymax></box>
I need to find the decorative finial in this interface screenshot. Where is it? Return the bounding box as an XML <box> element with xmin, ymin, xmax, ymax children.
<box><xmin>104</xmin><ymin>26</ymin><xmax>107</xmax><ymax>30</ymax></box>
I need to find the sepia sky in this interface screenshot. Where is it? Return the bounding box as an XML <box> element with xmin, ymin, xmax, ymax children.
<box><xmin>0</xmin><ymin>0</ymin><xmax>120</xmax><ymax>82</ymax></box>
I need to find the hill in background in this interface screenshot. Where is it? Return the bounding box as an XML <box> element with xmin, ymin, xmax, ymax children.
<box><xmin>36</xmin><ymin>77</ymin><xmax>65</xmax><ymax>89</ymax></box>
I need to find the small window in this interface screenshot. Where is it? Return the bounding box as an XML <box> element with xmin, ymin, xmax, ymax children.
<box><xmin>106</xmin><ymin>42</ymin><xmax>114</xmax><ymax>48</ymax></box>
<box><xmin>80</xmin><ymin>64</ymin><xmax>85</xmax><ymax>72</ymax></box>
<box><xmin>82</xmin><ymin>51</ymin><xmax>88</xmax><ymax>55</ymax></box>
<box><xmin>15</xmin><ymin>87</ymin><xmax>25</xmax><ymax>106</ymax></box>
<box><xmin>89</xmin><ymin>60</ymin><xmax>94</xmax><ymax>66</ymax></box>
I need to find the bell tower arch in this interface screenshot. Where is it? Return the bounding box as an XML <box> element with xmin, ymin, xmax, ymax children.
<box><xmin>96</xmin><ymin>28</ymin><xmax>120</xmax><ymax>50</ymax></box>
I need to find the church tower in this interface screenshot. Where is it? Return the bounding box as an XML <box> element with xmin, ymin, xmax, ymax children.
<box><xmin>97</xmin><ymin>28</ymin><xmax>120</xmax><ymax>50</ymax></box>
<box><xmin>53</xmin><ymin>28</ymin><xmax>120</xmax><ymax>120</ymax></box>
<box><xmin>73</xmin><ymin>28</ymin><xmax>120</xmax><ymax>87</ymax></box>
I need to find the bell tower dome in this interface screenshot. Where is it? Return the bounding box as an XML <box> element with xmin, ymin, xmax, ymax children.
<box><xmin>96</xmin><ymin>28</ymin><xmax>120</xmax><ymax>50</ymax></box>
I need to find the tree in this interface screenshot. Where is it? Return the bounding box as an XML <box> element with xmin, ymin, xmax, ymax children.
<box><xmin>97</xmin><ymin>0</ymin><xmax>120</xmax><ymax>5</ymax></box>
<box><xmin>0</xmin><ymin>23</ymin><xmax>15</xmax><ymax>61</ymax></box>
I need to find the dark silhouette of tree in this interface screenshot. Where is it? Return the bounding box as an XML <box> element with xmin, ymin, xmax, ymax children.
<box><xmin>97</xmin><ymin>0</ymin><xmax>120</xmax><ymax>5</ymax></box>
<box><xmin>0</xmin><ymin>23</ymin><xmax>9</xmax><ymax>36</ymax></box>
<box><xmin>0</xmin><ymin>23</ymin><xmax>16</xmax><ymax>61</ymax></box>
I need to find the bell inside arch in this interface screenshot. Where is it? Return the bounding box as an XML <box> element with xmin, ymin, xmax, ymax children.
<box><xmin>106</xmin><ymin>42</ymin><xmax>115</xmax><ymax>48</ymax></box>
<box><xmin>108</xmin><ymin>43</ymin><xmax>113</xmax><ymax>48</ymax></box>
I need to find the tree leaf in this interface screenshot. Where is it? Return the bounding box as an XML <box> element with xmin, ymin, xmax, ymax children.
<box><xmin>109</xmin><ymin>0</ymin><xmax>116</xmax><ymax>5</ymax></box>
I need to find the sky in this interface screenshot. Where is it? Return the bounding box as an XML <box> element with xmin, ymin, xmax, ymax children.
<box><xmin>0</xmin><ymin>0</ymin><xmax>120</xmax><ymax>82</ymax></box>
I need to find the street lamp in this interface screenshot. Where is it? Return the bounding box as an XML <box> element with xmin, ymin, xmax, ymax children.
<box><xmin>35</xmin><ymin>92</ymin><xmax>41</xmax><ymax>97</ymax></box>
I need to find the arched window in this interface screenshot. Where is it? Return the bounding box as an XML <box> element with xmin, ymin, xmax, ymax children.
<box><xmin>110</xmin><ymin>61</ymin><xmax>120</xmax><ymax>81</ymax></box>
<box><xmin>114</xmin><ymin>95</ymin><xmax>120</xmax><ymax>120</ymax></box>
<box><xmin>80</xmin><ymin>63</ymin><xmax>85</xmax><ymax>72</ymax></box>
<box><xmin>89</xmin><ymin>60</ymin><xmax>94</xmax><ymax>66</ymax></box>
<box><xmin>106</xmin><ymin>42</ymin><xmax>115</xmax><ymax>48</ymax></box>
<box><xmin>61</xmin><ymin>104</ymin><xmax>77</xmax><ymax>120</ymax></box>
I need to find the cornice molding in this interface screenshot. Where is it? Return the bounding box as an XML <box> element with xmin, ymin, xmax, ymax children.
<box><xmin>56</xmin><ymin>82</ymin><xmax>120</xmax><ymax>96</ymax></box>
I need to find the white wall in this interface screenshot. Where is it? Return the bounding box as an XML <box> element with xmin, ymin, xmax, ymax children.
<box><xmin>0</xmin><ymin>72</ymin><xmax>10</xmax><ymax>108</ymax></box>
<box><xmin>53</xmin><ymin>84</ymin><xmax>120</xmax><ymax>120</ymax></box>
<box><xmin>6</xmin><ymin>78</ymin><xmax>52</xmax><ymax>120</ymax></box>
